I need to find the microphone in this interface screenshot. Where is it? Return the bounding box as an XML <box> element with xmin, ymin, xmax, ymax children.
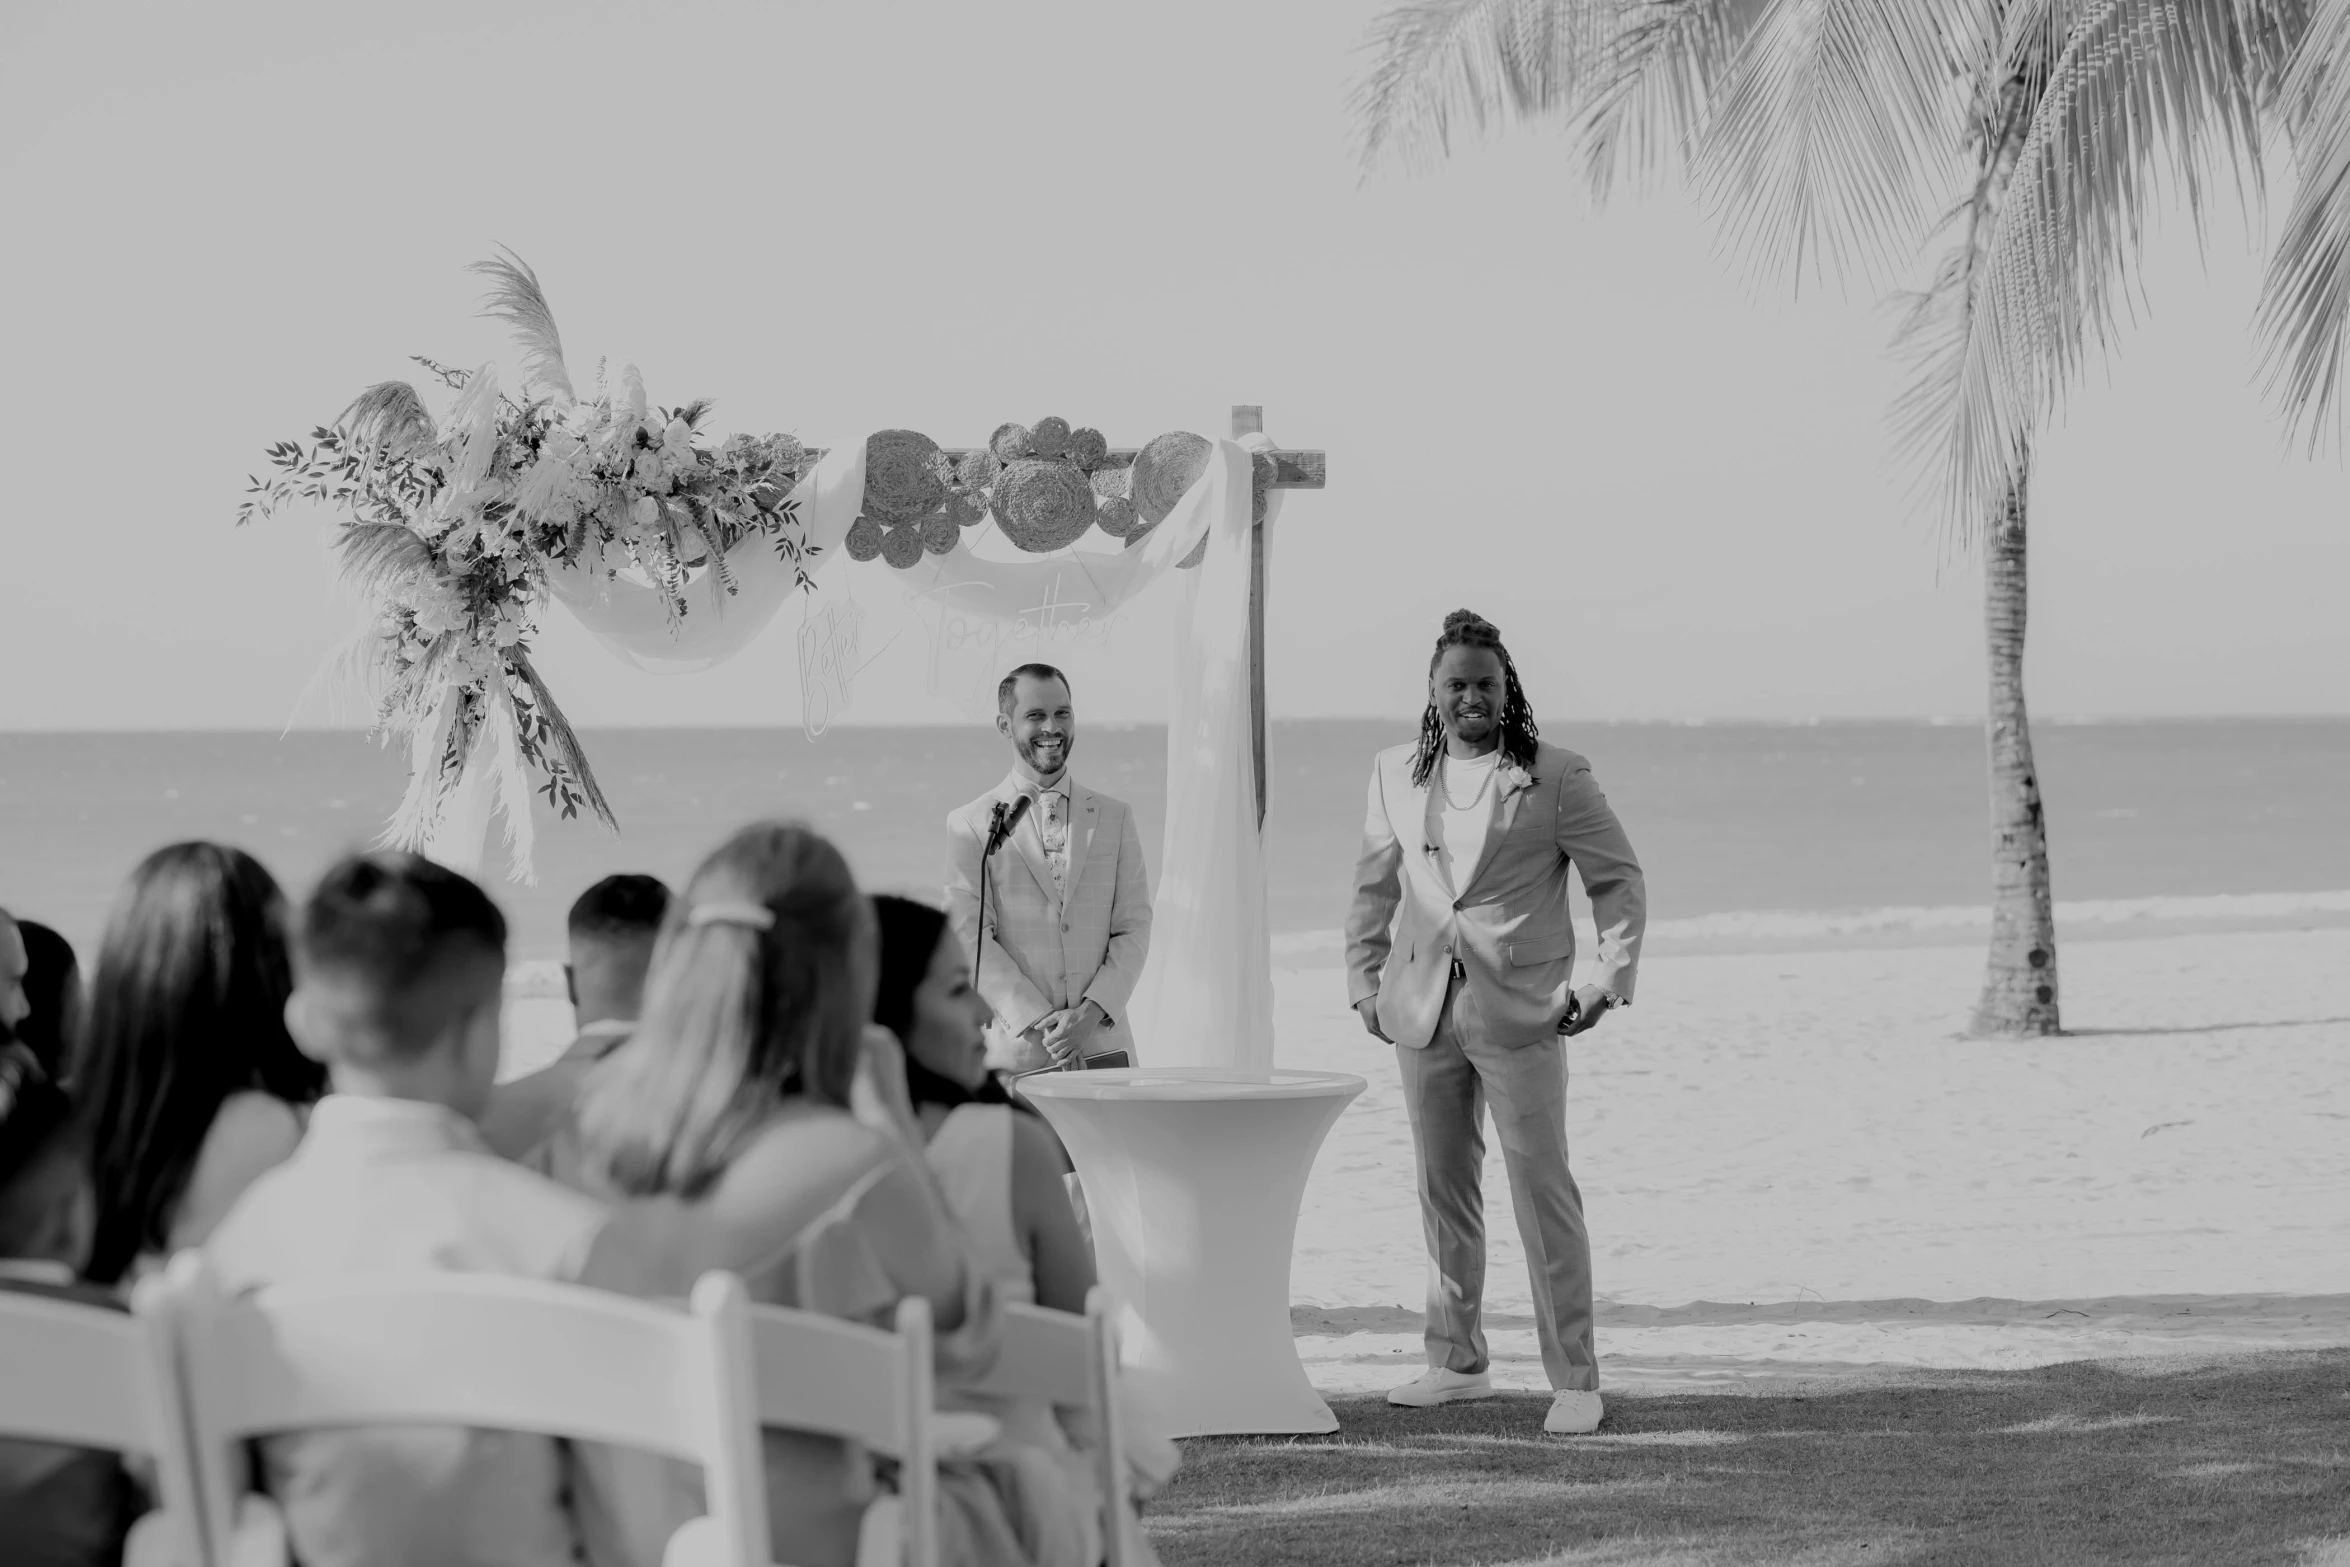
<box><xmin>987</xmin><ymin>793</ymin><xmax>1034</xmax><ymax>856</ymax></box>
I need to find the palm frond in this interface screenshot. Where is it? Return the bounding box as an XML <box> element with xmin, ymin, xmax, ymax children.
<box><xmin>1352</xmin><ymin>0</ymin><xmax>1619</xmax><ymax>172</ymax></box>
<box><xmin>1698</xmin><ymin>0</ymin><xmax>1994</xmax><ymax>293</ymax></box>
<box><xmin>338</xmin><ymin>382</ymin><xmax>437</xmax><ymax>461</ymax></box>
<box><xmin>2258</xmin><ymin>0</ymin><xmax>2350</xmax><ymax>446</ymax></box>
<box><xmin>1957</xmin><ymin>0</ymin><xmax>2284</xmax><ymax>532</ymax></box>
<box><xmin>1579</xmin><ymin>0</ymin><xmax>1774</xmax><ymax>201</ymax></box>
<box><xmin>467</xmin><ymin>248</ymin><xmax>575</xmax><ymax>404</ymax></box>
<box><xmin>333</xmin><ymin>521</ymin><xmax>435</xmax><ymax>601</ymax></box>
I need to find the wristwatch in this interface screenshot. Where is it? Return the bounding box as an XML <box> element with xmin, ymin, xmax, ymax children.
<box><xmin>1558</xmin><ymin>989</ymin><xmax>1627</xmax><ymax>1032</ymax></box>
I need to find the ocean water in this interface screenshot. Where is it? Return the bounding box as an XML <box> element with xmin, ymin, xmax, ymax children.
<box><xmin>2</xmin><ymin>719</ymin><xmax>2344</xmax><ymax>960</ymax></box>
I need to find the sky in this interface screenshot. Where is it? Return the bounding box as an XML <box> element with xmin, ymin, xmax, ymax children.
<box><xmin>2</xmin><ymin>0</ymin><xmax>2343</xmax><ymax>731</ymax></box>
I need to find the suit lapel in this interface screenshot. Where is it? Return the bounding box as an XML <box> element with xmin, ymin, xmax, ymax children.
<box><xmin>1459</xmin><ymin>764</ymin><xmax>1532</xmax><ymax>898</ymax></box>
<box><xmin>1392</xmin><ymin>750</ymin><xmax>1453</xmax><ymax>899</ymax></box>
<box><xmin>996</xmin><ymin>774</ymin><xmax>1058</xmax><ymax>905</ymax></box>
<box><xmin>1061</xmin><ymin>783</ymin><xmax>1099</xmax><ymax>901</ymax></box>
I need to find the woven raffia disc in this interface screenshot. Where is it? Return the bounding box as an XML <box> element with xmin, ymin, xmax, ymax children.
<box><xmin>1177</xmin><ymin>534</ymin><xmax>1208</xmax><ymax>569</ymax></box>
<box><xmin>879</xmin><ymin>522</ymin><xmax>925</xmax><ymax>568</ymax></box>
<box><xmin>920</xmin><ymin>512</ymin><xmax>960</xmax><ymax>555</ymax></box>
<box><xmin>945</xmin><ymin>491</ymin><xmax>986</xmax><ymax>528</ymax></box>
<box><xmin>845</xmin><ymin>516</ymin><xmax>885</xmax><ymax>561</ymax></box>
<box><xmin>1093</xmin><ymin>495</ymin><xmax>1137</xmax><ymax>538</ymax></box>
<box><xmin>1130</xmin><ymin>431</ymin><xmax>1212</xmax><ymax>525</ymax></box>
<box><xmin>956</xmin><ymin>449</ymin><xmax>1001</xmax><ymax>490</ymax></box>
<box><xmin>1089</xmin><ymin>465</ymin><xmax>1131</xmax><ymax>501</ymax></box>
<box><xmin>1029</xmin><ymin>416</ymin><xmax>1071</xmax><ymax>460</ymax></box>
<box><xmin>989</xmin><ymin>423</ymin><xmax>1032</xmax><ymax>463</ymax></box>
<box><xmin>863</xmin><ymin>430</ymin><xmax>946</xmax><ymax>524</ymax></box>
<box><xmin>1067</xmin><ymin>427</ymin><xmax>1109</xmax><ymax>471</ymax></box>
<box><xmin>991</xmin><ymin>458</ymin><xmax>1096</xmax><ymax>552</ymax></box>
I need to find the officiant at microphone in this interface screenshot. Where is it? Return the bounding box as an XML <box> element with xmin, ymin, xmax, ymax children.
<box><xmin>946</xmin><ymin>662</ymin><xmax>1153</xmax><ymax>1074</ymax></box>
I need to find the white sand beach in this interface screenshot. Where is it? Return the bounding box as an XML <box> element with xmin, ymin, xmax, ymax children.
<box><xmin>504</xmin><ymin>906</ymin><xmax>2350</xmax><ymax>1393</ymax></box>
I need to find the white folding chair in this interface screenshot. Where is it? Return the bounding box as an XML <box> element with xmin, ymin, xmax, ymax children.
<box><xmin>956</xmin><ymin>1288</ymin><xmax>1137</xmax><ymax>1567</ymax></box>
<box><xmin>0</xmin><ymin>1278</ymin><xmax>203</xmax><ymax>1567</ymax></box>
<box><xmin>745</xmin><ymin>1295</ymin><xmax>977</xmax><ymax>1567</ymax></box>
<box><xmin>158</xmin><ymin>1253</ymin><xmax>770</xmax><ymax>1567</ymax></box>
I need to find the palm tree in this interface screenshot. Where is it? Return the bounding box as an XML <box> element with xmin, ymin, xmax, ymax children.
<box><xmin>1354</xmin><ymin>0</ymin><xmax>2305</xmax><ymax>1036</ymax></box>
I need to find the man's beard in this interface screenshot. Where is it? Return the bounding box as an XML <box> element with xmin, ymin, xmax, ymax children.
<box><xmin>1019</xmin><ymin>733</ymin><xmax>1071</xmax><ymax>775</ymax></box>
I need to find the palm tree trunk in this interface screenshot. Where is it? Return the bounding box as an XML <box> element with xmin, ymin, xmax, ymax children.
<box><xmin>1970</xmin><ymin>462</ymin><xmax>2061</xmax><ymax>1036</ymax></box>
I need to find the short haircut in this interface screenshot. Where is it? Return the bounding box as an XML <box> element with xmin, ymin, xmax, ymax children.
<box><xmin>996</xmin><ymin>662</ymin><xmax>1071</xmax><ymax>714</ymax></box>
<box><xmin>297</xmin><ymin>853</ymin><xmax>507</xmax><ymax>1061</ymax></box>
<box><xmin>568</xmin><ymin>874</ymin><xmax>671</xmax><ymax>944</ymax></box>
<box><xmin>0</xmin><ymin>1044</ymin><xmax>88</xmax><ymax>1258</ymax></box>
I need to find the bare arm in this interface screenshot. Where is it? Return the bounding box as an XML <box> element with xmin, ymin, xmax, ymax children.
<box><xmin>1556</xmin><ymin>766</ymin><xmax>1646</xmax><ymax>1003</ymax></box>
<box><xmin>1345</xmin><ymin>761</ymin><xmax>1405</xmax><ymax>1008</ymax></box>
<box><xmin>1082</xmin><ymin>808</ymin><xmax>1153</xmax><ymax>1023</ymax></box>
<box><xmin>944</xmin><ymin>809</ymin><xmax>1053</xmax><ymax>1035</ymax></box>
<box><xmin>1009</xmin><ymin>1112</ymin><xmax>1096</xmax><ymax>1315</ymax></box>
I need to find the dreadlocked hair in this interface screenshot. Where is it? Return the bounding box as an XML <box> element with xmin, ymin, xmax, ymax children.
<box><xmin>1410</xmin><ymin>609</ymin><xmax>1540</xmax><ymax>787</ymax></box>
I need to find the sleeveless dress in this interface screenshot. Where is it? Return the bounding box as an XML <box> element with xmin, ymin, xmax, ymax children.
<box><xmin>926</xmin><ymin>1106</ymin><xmax>1175</xmax><ymax>1567</ymax></box>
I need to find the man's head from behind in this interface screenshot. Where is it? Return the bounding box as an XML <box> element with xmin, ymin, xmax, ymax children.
<box><xmin>0</xmin><ymin>1044</ymin><xmax>92</xmax><ymax>1269</ymax></box>
<box><xmin>287</xmin><ymin>853</ymin><xmax>508</xmax><ymax>1119</ymax></box>
<box><xmin>995</xmin><ymin>663</ymin><xmax>1075</xmax><ymax>782</ymax></box>
<box><xmin>566</xmin><ymin>873</ymin><xmax>670</xmax><ymax>1028</ymax></box>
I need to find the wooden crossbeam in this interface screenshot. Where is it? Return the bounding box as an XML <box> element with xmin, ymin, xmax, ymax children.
<box><xmin>932</xmin><ymin>447</ymin><xmax>1326</xmax><ymax>489</ymax></box>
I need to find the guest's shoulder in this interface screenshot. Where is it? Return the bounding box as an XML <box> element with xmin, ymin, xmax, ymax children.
<box><xmin>172</xmin><ymin>1091</ymin><xmax>308</xmax><ymax>1252</ymax></box>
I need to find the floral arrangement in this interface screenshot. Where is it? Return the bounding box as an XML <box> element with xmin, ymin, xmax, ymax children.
<box><xmin>237</xmin><ymin>253</ymin><xmax>817</xmax><ymax>870</ymax></box>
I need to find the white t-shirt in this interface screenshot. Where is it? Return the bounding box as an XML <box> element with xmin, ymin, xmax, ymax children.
<box><xmin>1427</xmin><ymin>750</ymin><xmax>1503</xmax><ymax>890</ymax></box>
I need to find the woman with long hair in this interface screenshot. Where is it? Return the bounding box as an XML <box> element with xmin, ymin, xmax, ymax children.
<box><xmin>545</xmin><ymin>821</ymin><xmax>1064</xmax><ymax>1567</ymax></box>
<box><xmin>870</xmin><ymin>894</ymin><xmax>1093</xmax><ymax>1313</ymax></box>
<box><xmin>73</xmin><ymin>843</ymin><xmax>326</xmax><ymax>1284</ymax></box>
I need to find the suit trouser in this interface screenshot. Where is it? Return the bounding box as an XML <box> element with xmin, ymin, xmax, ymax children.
<box><xmin>1396</xmin><ymin>978</ymin><xmax>1597</xmax><ymax>1391</ymax></box>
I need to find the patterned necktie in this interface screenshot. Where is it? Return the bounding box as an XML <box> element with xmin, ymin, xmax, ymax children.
<box><xmin>1040</xmin><ymin>791</ymin><xmax>1068</xmax><ymax>895</ymax></box>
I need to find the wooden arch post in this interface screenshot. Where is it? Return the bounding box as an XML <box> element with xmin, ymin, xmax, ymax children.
<box><xmin>1231</xmin><ymin>405</ymin><xmax>1325</xmax><ymax>827</ymax></box>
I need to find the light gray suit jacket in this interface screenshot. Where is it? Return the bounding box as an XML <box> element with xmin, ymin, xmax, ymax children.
<box><xmin>945</xmin><ymin>772</ymin><xmax>1153</xmax><ymax>1068</ymax></box>
<box><xmin>1347</xmin><ymin>740</ymin><xmax>1646</xmax><ymax>1050</ymax></box>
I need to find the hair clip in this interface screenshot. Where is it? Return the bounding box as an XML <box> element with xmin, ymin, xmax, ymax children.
<box><xmin>685</xmin><ymin>901</ymin><xmax>776</xmax><ymax>933</ymax></box>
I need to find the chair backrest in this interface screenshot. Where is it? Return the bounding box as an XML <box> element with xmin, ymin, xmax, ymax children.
<box><xmin>0</xmin><ymin>1279</ymin><xmax>204</xmax><ymax>1566</ymax></box>
<box><xmin>745</xmin><ymin>1294</ymin><xmax>936</xmax><ymax>1567</ymax></box>
<box><xmin>941</xmin><ymin>1290</ymin><xmax>1137</xmax><ymax>1567</ymax></box>
<box><xmin>160</xmin><ymin>1254</ymin><xmax>769</xmax><ymax>1567</ymax></box>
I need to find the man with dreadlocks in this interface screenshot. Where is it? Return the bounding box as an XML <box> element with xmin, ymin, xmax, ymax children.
<box><xmin>1346</xmin><ymin>609</ymin><xmax>1646</xmax><ymax>1436</ymax></box>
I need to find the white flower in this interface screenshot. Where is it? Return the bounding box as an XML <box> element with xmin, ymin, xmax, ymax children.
<box><xmin>632</xmin><ymin>495</ymin><xmax>661</xmax><ymax>528</ymax></box>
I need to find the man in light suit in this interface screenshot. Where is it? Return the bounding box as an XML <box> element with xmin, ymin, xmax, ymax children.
<box><xmin>1347</xmin><ymin>611</ymin><xmax>1646</xmax><ymax>1436</ymax></box>
<box><xmin>946</xmin><ymin>663</ymin><xmax>1153</xmax><ymax>1073</ymax></box>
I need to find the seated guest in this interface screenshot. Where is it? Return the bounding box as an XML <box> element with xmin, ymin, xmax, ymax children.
<box><xmin>73</xmin><ymin>844</ymin><xmax>326</xmax><ymax>1284</ymax></box>
<box><xmin>871</xmin><ymin>894</ymin><xmax>1094</xmax><ymax>1314</ymax></box>
<box><xmin>15</xmin><ymin>920</ymin><xmax>86</xmax><ymax>1084</ymax></box>
<box><xmin>875</xmin><ymin>895</ymin><xmax>1181</xmax><ymax>1564</ymax></box>
<box><xmin>208</xmin><ymin>852</ymin><xmax>896</xmax><ymax>1567</ymax></box>
<box><xmin>0</xmin><ymin>1043</ymin><xmax>143</xmax><ymax>1567</ymax></box>
<box><xmin>549</xmin><ymin>822</ymin><xmax>1051</xmax><ymax>1567</ymax></box>
<box><xmin>481</xmin><ymin>873</ymin><xmax>669</xmax><ymax>1159</ymax></box>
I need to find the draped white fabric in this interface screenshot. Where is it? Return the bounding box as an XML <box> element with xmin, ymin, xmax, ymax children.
<box><xmin>1125</xmin><ymin>438</ymin><xmax>1275</xmax><ymax>1073</ymax></box>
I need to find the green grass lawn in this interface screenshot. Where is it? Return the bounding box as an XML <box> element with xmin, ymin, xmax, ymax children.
<box><xmin>1145</xmin><ymin>1351</ymin><xmax>2350</xmax><ymax>1567</ymax></box>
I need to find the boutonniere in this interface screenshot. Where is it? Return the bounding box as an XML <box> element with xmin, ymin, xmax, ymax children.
<box><xmin>1498</xmin><ymin>760</ymin><xmax>1536</xmax><ymax>796</ymax></box>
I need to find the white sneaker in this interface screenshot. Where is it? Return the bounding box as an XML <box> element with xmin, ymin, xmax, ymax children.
<box><xmin>1386</xmin><ymin>1368</ymin><xmax>1498</xmax><ymax>1407</ymax></box>
<box><xmin>1543</xmin><ymin>1390</ymin><xmax>1604</xmax><ymax>1434</ymax></box>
